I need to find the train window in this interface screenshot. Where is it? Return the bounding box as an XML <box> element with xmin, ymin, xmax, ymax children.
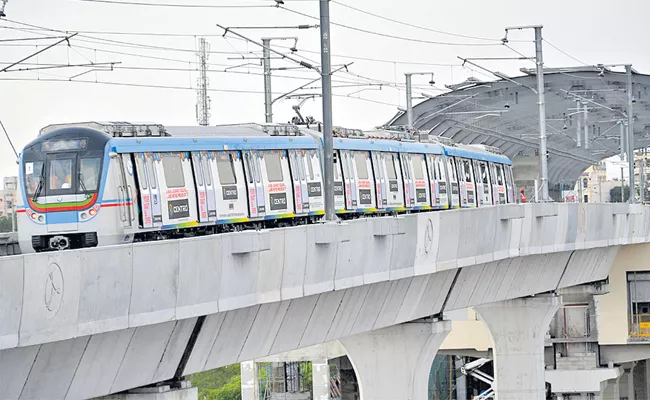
<box><xmin>412</xmin><ymin>156</ymin><xmax>425</xmax><ymax>180</ymax></box>
<box><xmin>79</xmin><ymin>157</ymin><xmax>101</xmax><ymax>192</ymax></box>
<box><xmin>481</xmin><ymin>163</ymin><xmax>489</xmax><ymax>184</ymax></box>
<box><xmin>463</xmin><ymin>160</ymin><xmax>473</xmax><ymax>183</ymax></box>
<box><xmin>193</xmin><ymin>154</ymin><xmax>204</xmax><ymax>186</ymax></box>
<box><xmin>202</xmin><ymin>154</ymin><xmax>211</xmax><ymax>186</ymax></box>
<box><xmin>218</xmin><ymin>153</ymin><xmax>237</xmax><ymax>185</ymax></box>
<box><xmin>24</xmin><ymin>161</ymin><xmax>44</xmax><ymax>195</ymax></box>
<box><xmin>448</xmin><ymin>159</ymin><xmax>457</xmax><ymax>182</ymax></box>
<box><xmin>386</xmin><ymin>154</ymin><xmax>397</xmax><ymax>180</ymax></box>
<box><xmin>297</xmin><ymin>153</ymin><xmax>306</xmax><ymax>180</ymax></box>
<box><xmin>147</xmin><ymin>157</ymin><xmax>157</xmax><ymax>189</ymax></box>
<box><xmin>496</xmin><ymin>165</ymin><xmax>504</xmax><ymax>185</ymax></box>
<box><xmin>289</xmin><ymin>152</ymin><xmax>298</xmax><ymax>181</ymax></box>
<box><xmin>402</xmin><ymin>155</ymin><xmax>410</xmax><ymax>180</ymax></box>
<box><xmin>162</xmin><ymin>154</ymin><xmax>185</xmax><ymax>188</ymax></box>
<box><xmin>244</xmin><ymin>153</ymin><xmax>254</xmax><ymax>184</ymax></box>
<box><xmin>49</xmin><ymin>158</ymin><xmax>73</xmax><ymax>190</ymax></box>
<box><xmin>136</xmin><ymin>156</ymin><xmax>148</xmax><ymax>189</ymax></box>
<box><xmin>265</xmin><ymin>152</ymin><xmax>284</xmax><ymax>182</ymax></box>
<box><xmin>255</xmin><ymin>155</ymin><xmax>262</xmax><ymax>183</ymax></box>
<box><xmin>306</xmin><ymin>153</ymin><xmax>314</xmax><ymax>180</ymax></box>
<box><xmin>354</xmin><ymin>152</ymin><xmax>369</xmax><ymax>179</ymax></box>
<box><xmin>334</xmin><ymin>153</ymin><xmax>341</xmax><ymax>180</ymax></box>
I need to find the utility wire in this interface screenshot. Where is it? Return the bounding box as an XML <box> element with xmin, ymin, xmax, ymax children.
<box><xmin>543</xmin><ymin>39</ymin><xmax>590</xmax><ymax>66</ymax></box>
<box><xmin>330</xmin><ymin>0</ymin><xmax>499</xmax><ymax>42</ymax></box>
<box><xmin>70</xmin><ymin>0</ymin><xmax>276</xmax><ymax>8</ymax></box>
<box><xmin>0</xmin><ymin>76</ymin><xmax>399</xmax><ymax>107</ymax></box>
<box><xmin>278</xmin><ymin>6</ymin><xmax>501</xmax><ymax>47</ymax></box>
<box><xmin>0</xmin><ymin>120</ymin><xmax>18</xmax><ymax>159</ymax></box>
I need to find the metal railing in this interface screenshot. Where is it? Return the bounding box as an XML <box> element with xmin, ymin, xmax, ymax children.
<box><xmin>629</xmin><ymin>314</ymin><xmax>650</xmax><ymax>337</ymax></box>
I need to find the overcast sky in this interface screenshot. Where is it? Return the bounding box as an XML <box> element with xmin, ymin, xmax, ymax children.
<box><xmin>1</xmin><ymin>0</ymin><xmax>649</xmax><ymax>181</ymax></box>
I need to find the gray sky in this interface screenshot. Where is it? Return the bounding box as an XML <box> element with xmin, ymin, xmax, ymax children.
<box><xmin>1</xmin><ymin>0</ymin><xmax>649</xmax><ymax>181</ymax></box>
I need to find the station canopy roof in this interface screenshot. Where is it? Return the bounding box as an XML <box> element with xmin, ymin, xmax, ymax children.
<box><xmin>384</xmin><ymin>66</ymin><xmax>650</xmax><ymax>187</ymax></box>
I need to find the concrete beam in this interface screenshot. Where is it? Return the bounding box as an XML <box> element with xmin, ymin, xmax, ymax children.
<box><xmin>339</xmin><ymin>320</ymin><xmax>451</xmax><ymax>400</ymax></box>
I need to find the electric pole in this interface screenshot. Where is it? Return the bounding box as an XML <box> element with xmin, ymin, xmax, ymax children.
<box><xmin>196</xmin><ymin>37</ymin><xmax>211</xmax><ymax>126</ymax></box>
<box><xmin>262</xmin><ymin>38</ymin><xmax>273</xmax><ymax>123</ymax></box>
<box><xmin>626</xmin><ymin>64</ymin><xmax>635</xmax><ymax>202</ymax></box>
<box><xmin>320</xmin><ymin>0</ymin><xmax>334</xmax><ymax>221</ymax></box>
<box><xmin>405</xmin><ymin>72</ymin><xmax>436</xmax><ymax>130</ymax></box>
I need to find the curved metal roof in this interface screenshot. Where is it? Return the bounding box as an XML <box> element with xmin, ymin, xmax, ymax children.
<box><xmin>385</xmin><ymin>66</ymin><xmax>650</xmax><ymax>188</ymax></box>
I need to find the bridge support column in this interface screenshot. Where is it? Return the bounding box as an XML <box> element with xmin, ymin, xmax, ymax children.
<box><xmin>339</xmin><ymin>320</ymin><xmax>452</xmax><ymax>400</ymax></box>
<box><xmin>475</xmin><ymin>296</ymin><xmax>561</xmax><ymax>400</ymax></box>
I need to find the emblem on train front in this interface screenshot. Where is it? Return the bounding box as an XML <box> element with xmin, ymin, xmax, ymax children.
<box><xmin>44</xmin><ymin>262</ymin><xmax>64</xmax><ymax>317</ymax></box>
<box><xmin>424</xmin><ymin>219</ymin><xmax>434</xmax><ymax>254</ymax></box>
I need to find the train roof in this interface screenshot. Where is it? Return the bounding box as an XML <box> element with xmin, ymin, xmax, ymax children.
<box><xmin>443</xmin><ymin>145</ymin><xmax>512</xmax><ymax>165</ymax></box>
<box><xmin>333</xmin><ymin>137</ymin><xmax>444</xmax><ymax>154</ymax></box>
<box><xmin>109</xmin><ymin>135</ymin><xmax>320</xmax><ymax>153</ymax></box>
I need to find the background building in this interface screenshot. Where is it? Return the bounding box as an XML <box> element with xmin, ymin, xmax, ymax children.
<box><xmin>0</xmin><ymin>176</ymin><xmax>17</xmax><ymax>218</ymax></box>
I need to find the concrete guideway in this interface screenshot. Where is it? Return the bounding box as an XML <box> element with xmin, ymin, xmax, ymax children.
<box><xmin>1</xmin><ymin>203</ymin><xmax>650</xmax><ymax>399</ymax></box>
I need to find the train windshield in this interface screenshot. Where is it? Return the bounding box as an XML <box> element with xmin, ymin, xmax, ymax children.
<box><xmin>22</xmin><ymin>128</ymin><xmax>109</xmax><ymax>200</ymax></box>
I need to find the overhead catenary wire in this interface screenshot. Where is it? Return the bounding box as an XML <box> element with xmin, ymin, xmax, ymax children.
<box><xmin>70</xmin><ymin>0</ymin><xmax>277</xmax><ymax>8</ymax></box>
<box><xmin>278</xmin><ymin>6</ymin><xmax>502</xmax><ymax>47</ymax></box>
<box><xmin>330</xmin><ymin>0</ymin><xmax>499</xmax><ymax>42</ymax></box>
<box><xmin>0</xmin><ymin>76</ymin><xmax>399</xmax><ymax>107</ymax></box>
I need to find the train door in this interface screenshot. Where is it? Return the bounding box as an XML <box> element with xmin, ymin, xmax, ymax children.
<box><xmin>384</xmin><ymin>152</ymin><xmax>405</xmax><ymax>210</ymax></box>
<box><xmin>340</xmin><ymin>150</ymin><xmax>357</xmax><ymax>211</ymax></box>
<box><xmin>211</xmin><ymin>151</ymin><xmax>248</xmax><ymax>222</ymax></box>
<box><xmin>260</xmin><ymin>150</ymin><xmax>294</xmax><ymax>217</ymax></box>
<box><xmin>476</xmin><ymin>160</ymin><xmax>493</xmax><ymax>206</ymax></box>
<box><xmin>146</xmin><ymin>154</ymin><xmax>163</xmax><ymax>227</ymax></box>
<box><xmin>114</xmin><ymin>154</ymin><xmax>135</xmax><ymax>229</ymax></box>
<box><xmin>399</xmin><ymin>153</ymin><xmax>415</xmax><ymax>208</ymax></box>
<box><xmin>435</xmin><ymin>156</ymin><xmax>450</xmax><ymax>209</ymax></box>
<box><xmin>460</xmin><ymin>158</ymin><xmax>477</xmax><ymax>208</ymax></box>
<box><xmin>288</xmin><ymin>150</ymin><xmax>304</xmax><ymax>214</ymax></box>
<box><xmin>445</xmin><ymin>156</ymin><xmax>460</xmax><ymax>209</ymax></box>
<box><xmin>491</xmin><ymin>163</ymin><xmax>506</xmax><ymax>205</ymax></box>
<box><xmin>44</xmin><ymin>154</ymin><xmax>78</xmax><ymax>232</ymax></box>
<box><xmin>201</xmin><ymin>152</ymin><xmax>217</xmax><ymax>222</ymax></box>
<box><xmin>411</xmin><ymin>153</ymin><xmax>430</xmax><ymax>208</ymax></box>
<box><xmin>158</xmin><ymin>152</ymin><xmax>197</xmax><ymax>228</ymax></box>
<box><xmin>191</xmin><ymin>151</ymin><xmax>210</xmax><ymax>223</ymax></box>
<box><xmin>504</xmin><ymin>165</ymin><xmax>516</xmax><ymax>203</ymax></box>
<box><xmin>303</xmin><ymin>149</ymin><xmax>324</xmax><ymax>213</ymax></box>
<box><xmin>134</xmin><ymin>153</ymin><xmax>154</xmax><ymax>228</ymax></box>
<box><xmin>333</xmin><ymin>150</ymin><xmax>345</xmax><ymax>212</ymax></box>
<box><xmin>371</xmin><ymin>152</ymin><xmax>386</xmax><ymax>210</ymax></box>
<box><xmin>243</xmin><ymin>151</ymin><xmax>265</xmax><ymax>218</ymax></box>
<box><xmin>351</xmin><ymin>150</ymin><xmax>376</xmax><ymax>211</ymax></box>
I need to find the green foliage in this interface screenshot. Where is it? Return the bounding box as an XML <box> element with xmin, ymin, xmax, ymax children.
<box><xmin>188</xmin><ymin>364</ymin><xmax>242</xmax><ymax>400</ymax></box>
<box><xmin>0</xmin><ymin>215</ymin><xmax>15</xmax><ymax>233</ymax></box>
<box><xmin>610</xmin><ymin>185</ymin><xmax>631</xmax><ymax>202</ymax></box>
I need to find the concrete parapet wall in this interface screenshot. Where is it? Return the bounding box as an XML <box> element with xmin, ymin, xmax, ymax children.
<box><xmin>1</xmin><ymin>203</ymin><xmax>648</xmax><ymax>352</ymax></box>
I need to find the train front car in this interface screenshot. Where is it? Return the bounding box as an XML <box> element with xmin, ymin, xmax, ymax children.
<box><xmin>17</xmin><ymin>127</ymin><xmax>110</xmax><ymax>252</ymax></box>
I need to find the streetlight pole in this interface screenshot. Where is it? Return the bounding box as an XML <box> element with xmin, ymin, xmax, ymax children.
<box><xmin>533</xmin><ymin>26</ymin><xmax>549</xmax><ymax>202</ymax></box>
<box><xmin>626</xmin><ymin>64</ymin><xmax>635</xmax><ymax>203</ymax></box>
<box><xmin>319</xmin><ymin>0</ymin><xmax>335</xmax><ymax>221</ymax></box>
<box><xmin>503</xmin><ymin>25</ymin><xmax>549</xmax><ymax>201</ymax></box>
<box><xmin>405</xmin><ymin>72</ymin><xmax>436</xmax><ymax>130</ymax></box>
<box><xmin>262</xmin><ymin>38</ymin><xmax>273</xmax><ymax>123</ymax></box>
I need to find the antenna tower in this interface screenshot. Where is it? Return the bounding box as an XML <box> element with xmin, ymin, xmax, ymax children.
<box><xmin>195</xmin><ymin>37</ymin><xmax>211</xmax><ymax>126</ymax></box>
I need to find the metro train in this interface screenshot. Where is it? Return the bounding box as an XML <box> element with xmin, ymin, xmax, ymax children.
<box><xmin>16</xmin><ymin>122</ymin><xmax>516</xmax><ymax>253</ymax></box>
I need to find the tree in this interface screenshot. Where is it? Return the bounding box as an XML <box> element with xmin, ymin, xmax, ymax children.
<box><xmin>188</xmin><ymin>364</ymin><xmax>242</xmax><ymax>400</ymax></box>
<box><xmin>610</xmin><ymin>185</ymin><xmax>631</xmax><ymax>203</ymax></box>
<box><xmin>0</xmin><ymin>215</ymin><xmax>14</xmax><ymax>232</ymax></box>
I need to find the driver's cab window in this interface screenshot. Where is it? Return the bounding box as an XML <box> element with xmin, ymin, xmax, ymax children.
<box><xmin>49</xmin><ymin>159</ymin><xmax>73</xmax><ymax>191</ymax></box>
<box><xmin>24</xmin><ymin>161</ymin><xmax>44</xmax><ymax>196</ymax></box>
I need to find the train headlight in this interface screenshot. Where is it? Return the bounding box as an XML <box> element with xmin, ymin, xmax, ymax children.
<box><xmin>80</xmin><ymin>212</ymin><xmax>88</xmax><ymax>220</ymax></box>
<box><xmin>38</xmin><ymin>215</ymin><xmax>44</xmax><ymax>222</ymax></box>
